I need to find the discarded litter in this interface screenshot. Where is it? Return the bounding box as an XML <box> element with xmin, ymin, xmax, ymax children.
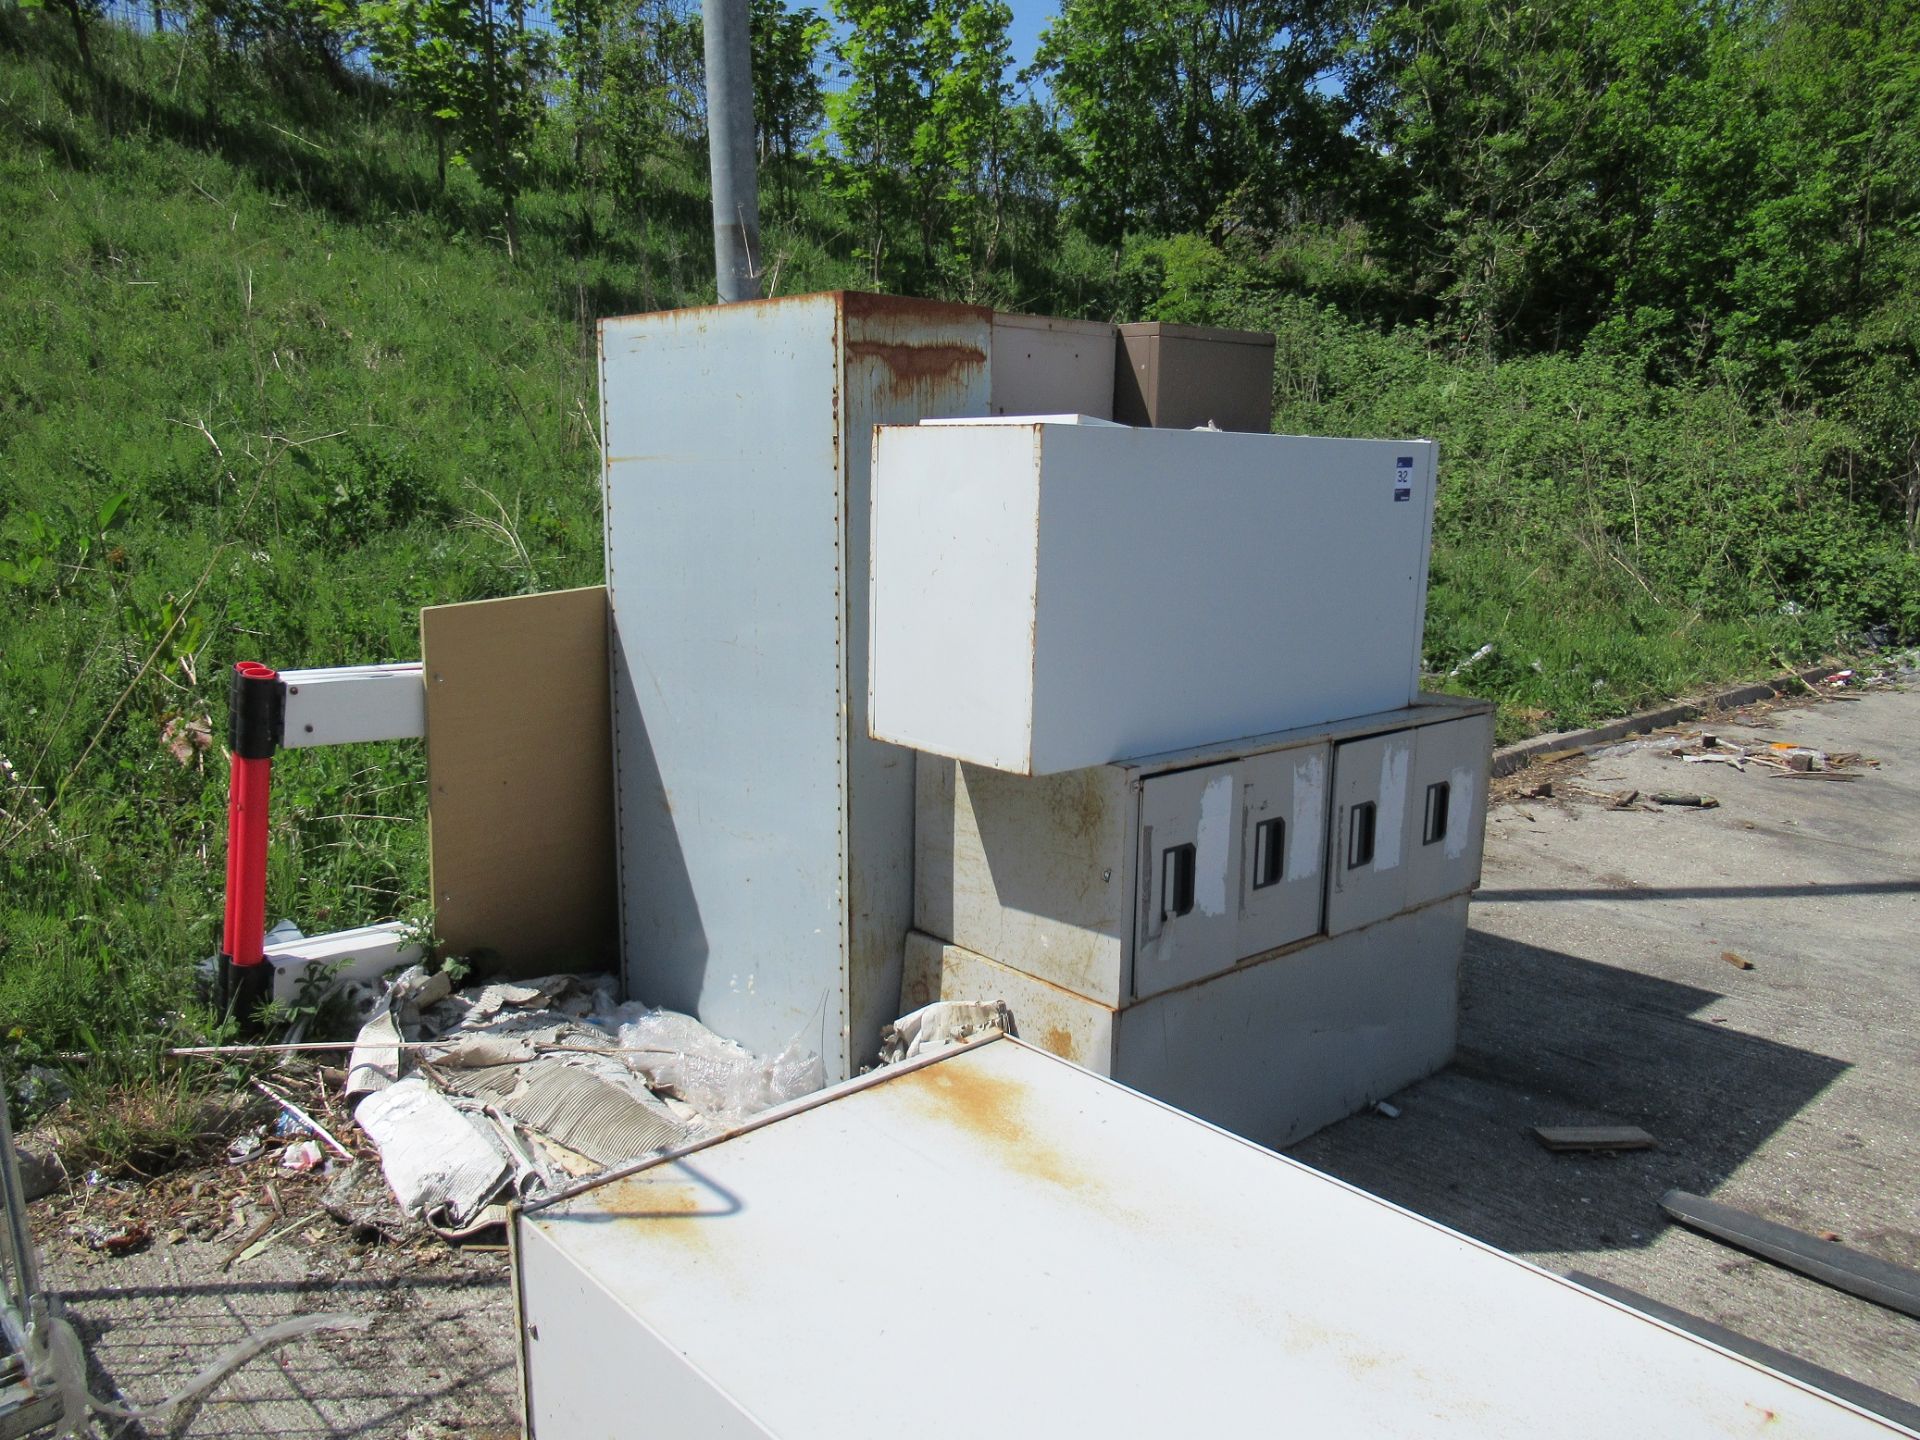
<box><xmin>1448</xmin><ymin>643</ymin><xmax>1494</xmax><ymax>678</ymax></box>
<box><xmin>1721</xmin><ymin>951</ymin><xmax>1755</xmax><ymax>971</ymax></box>
<box><xmin>1650</xmin><ymin>793</ymin><xmax>1718</xmax><ymax>808</ymax></box>
<box><xmin>611</xmin><ymin>1005</ymin><xmax>826</xmax><ymax>1127</ymax></box>
<box><xmin>25</xmin><ymin>1304</ymin><xmax>370</xmax><ymax>1439</ymax></box>
<box><xmin>1661</xmin><ymin>1190</ymin><xmax>1920</xmax><ymax>1320</ymax></box>
<box><xmin>879</xmin><ymin>1000</ymin><xmax>1011</xmax><ymax>1064</ymax></box>
<box><xmin>72</xmin><ymin>1221</ymin><xmax>150</xmax><ymax>1256</ymax></box>
<box><xmin>1373</xmin><ymin>1100</ymin><xmax>1402</xmax><ymax>1119</ymax></box>
<box><xmin>355</xmin><ymin>1076</ymin><xmax>512</xmax><ymax>1234</ymax></box>
<box><xmin>279</xmin><ymin>1139</ymin><xmax>324</xmax><ymax>1172</ymax></box>
<box><xmin>337</xmin><ymin>968</ymin><xmax>836</xmax><ymax>1234</ymax></box>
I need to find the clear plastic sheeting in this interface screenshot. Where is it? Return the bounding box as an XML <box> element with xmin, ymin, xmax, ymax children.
<box><xmin>609</xmin><ymin>1008</ymin><xmax>828</xmax><ymax>1127</ymax></box>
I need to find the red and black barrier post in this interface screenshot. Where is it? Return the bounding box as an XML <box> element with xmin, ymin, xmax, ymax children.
<box><xmin>218</xmin><ymin>661</ymin><xmax>285</xmax><ymax>1026</ymax></box>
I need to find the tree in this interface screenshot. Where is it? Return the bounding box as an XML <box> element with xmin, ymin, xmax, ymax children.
<box><xmin>314</xmin><ymin>0</ymin><xmax>547</xmax><ymax>253</ymax></box>
<box><xmin>822</xmin><ymin>0</ymin><xmax>1014</xmax><ymax>288</ymax></box>
<box><xmin>1344</xmin><ymin>0</ymin><xmax>1619</xmax><ymax>351</ymax></box>
<box><xmin>752</xmin><ymin>0</ymin><xmax>828</xmax><ymax>167</ymax></box>
<box><xmin>1035</xmin><ymin>0</ymin><xmax>1349</xmax><ymax>244</ymax></box>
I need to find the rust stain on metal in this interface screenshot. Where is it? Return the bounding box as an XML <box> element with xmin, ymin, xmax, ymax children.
<box><xmin>846</xmin><ymin>339</ymin><xmax>987</xmax><ymax>401</ymax></box>
<box><xmin>892</xmin><ymin>1061</ymin><xmax>1089</xmax><ymax>1194</ymax></box>
<box><xmin>1048</xmin><ymin>770</ymin><xmax>1112</xmax><ymax>842</ymax></box>
<box><xmin>588</xmin><ymin>1176</ymin><xmax>713</xmax><ymax>1251</ymax></box>
<box><xmin>838</xmin><ymin>290</ymin><xmax>990</xmax><ymax>327</ymax></box>
<box><xmin>1039</xmin><ymin>1026</ymin><xmax>1077</xmax><ymax>1060</ymax></box>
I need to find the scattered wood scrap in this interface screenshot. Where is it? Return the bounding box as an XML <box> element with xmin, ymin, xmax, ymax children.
<box><xmin>1532</xmin><ymin>747</ymin><xmax>1585</xmax><ymax>766</ymax></box>
<box><xmin>1661</xmin><ymin>1190</ymin><xmax>1920</xmax><ymax>1320</ymax></box>
<box><xmin>1532</xmin><ymin>1125</ymin><xmax>1655</xmax><ymax>1153</ymax></box>
<box><xmin>1650</xmin><ymin>792</ymin><xmax>1718</xmax><ymax>808</ymax></box>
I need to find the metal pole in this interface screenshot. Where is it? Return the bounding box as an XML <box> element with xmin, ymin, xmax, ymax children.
<box><xmin>702</xmin><ymin>0</ymin><xmax>762</xmax><ymax>302</ymax></box>
<box><xmin>219</xmin><ymin>661</ymin><xmax>284</xmax><ymax>1027</ymax></box>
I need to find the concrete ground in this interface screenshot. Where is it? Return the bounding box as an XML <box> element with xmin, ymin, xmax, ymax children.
<box><xmin>23</xmin><ymin>681</ymin><xmax>1917</xmax><ymax>1436</ymax></box>
<box><xmin>32</xmin><ymin>1165</ymin><xmax>520</xmax><ymax>1439</ymax></box>
<box><xmin>1293</xmin><ymin>680</ymin><xmax>1920</xmax><ymax>1410</ymax></box>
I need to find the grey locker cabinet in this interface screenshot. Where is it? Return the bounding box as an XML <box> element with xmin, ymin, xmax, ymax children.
<box><xmin>1133</xmin><ymin>763</ymin><xmax>1244</xmax><ymax>999</ymax></box>
<box><xmin>1405</xmin><ymin>712</ymin><xmax>1494</xmax><ymax>909</ymax></box>
<box><xmin>1326</xmin><ymin>730</ymin><xmax>1417</xmax><ymax>935</ymax></box>
<box><xmin>1237</xmin><ymin>742</ymin><xmax>1331</xmax><ymax>959</ymax></box>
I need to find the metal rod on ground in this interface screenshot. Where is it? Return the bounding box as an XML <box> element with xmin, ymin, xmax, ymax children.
<box><xmin>169</xmin><ymin>1040</ymin><xmax>680</xmax><ymax>1057</ymax></box>
<box><xmin>701</xmin><ymin>0</ymin><xmax>761</xmax><ymax>302</ymax></box>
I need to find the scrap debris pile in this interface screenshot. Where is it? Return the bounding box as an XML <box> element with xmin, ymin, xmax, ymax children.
<box><xmin>1652</xmin><ymin>731</ymin><xmax>1874</xmax><ymax>780</ymax></box>
<box><xmin>342</xmin><ymin>970</ymin><xmax>828</xmax><ymax>1236</ymax></box>
<box><xmin>1510</xmin><ymin>712</ymin><xmax>1882</xmax><ymax>811</ymax></box>
<box><xmin>338</xmin><ymin>971</ymin><xmax>1010</xmax><ymax>1237</ymax></box>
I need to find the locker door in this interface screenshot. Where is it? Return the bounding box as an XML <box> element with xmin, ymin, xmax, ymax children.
<box><xmin>1405</xmin><ymin>712</ymin><xmax>1494</xmax><ymax>909</ymax></box>
<box><xmin>1325</xmin><ymin>731</ymin><xmax>1416</xmax><ymax>936</ymax></box>
<box><xmin>1237</xmin><ymin>742</ymin><xmax>1330</xmax><ymax>958</ymax></box>
<box><xmin>1133</xmin><ymin>763</ymin><xmax>1242</xmax><ymax>999</ymax></box>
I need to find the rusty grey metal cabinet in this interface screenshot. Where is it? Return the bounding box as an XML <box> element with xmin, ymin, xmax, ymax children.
<box><xmin>909</xmin><ymin>697</ymin><xmax>1493</xmax><ymax>1145</ymax></box>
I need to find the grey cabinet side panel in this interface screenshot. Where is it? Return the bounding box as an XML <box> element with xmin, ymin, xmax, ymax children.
<box><xmin>920</xmin><ymin>760</ymin><xmax>1132</xmax><ymax>1006</ymax></box>
<box><xmin>602</xmin><ymin>302</ymin><xmax>849</xmax><ymax>1069</ymax></box>
<box><xmin>841</xmin><ymin>304</ymin><xmax>991</xmax><ymax>1068</ymax></box>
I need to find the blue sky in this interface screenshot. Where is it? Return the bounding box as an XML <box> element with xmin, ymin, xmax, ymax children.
<box><xmin>1004</xmin><ymin>0</ymin><xmax>1056</xmax><ymax>76</ymax></box>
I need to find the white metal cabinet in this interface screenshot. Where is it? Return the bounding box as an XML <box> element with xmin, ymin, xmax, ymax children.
<box><xmin>1236</xmin><ymin>742</ymin><xmax>1329</xmax><ymax>958</ymax></box>
<box><xmin>1405</xmin><ymin>711</ymin><xmax>1494</xmax><ymax>910</ymax></box>
<box><xmin>1133</xmin><ymin>763</ymin><xmax>1243</xmax><ymax>998</ymax></box>
<box><xmin>870</xmin><ymin>422</ymin><xmax>1438</xmax><ymax>774</ymax></box>
<box><xmin>517</xmin><ymin>1037</ymin><xmax>1907</xmax><ymax>1440</ymax></box>
<box><xmin>1325</xmin><ymin>730</ymin><xmax>1417</xmax><ymax>936</ymax></box>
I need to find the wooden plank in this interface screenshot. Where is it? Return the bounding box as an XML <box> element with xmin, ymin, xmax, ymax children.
<box><xmin>423</xmin><ymin>587</ymin><xmax>615</xmax><ymax>979</ymax></box>
<box><xmin>1661</xmin><ymin>1190</ymin><xmax>1920</xmax><ymax>1319</ymax></box>
<box><xmin>1532</xmin><ymin>1126</ymin><xmax>1655</xmax><ymax>1153</ymax></box>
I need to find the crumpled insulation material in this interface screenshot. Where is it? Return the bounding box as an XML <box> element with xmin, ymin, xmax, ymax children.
<box><xmin>341</xmin><ymin>969</ymin><xmax>830</xmax><ymax>1230</ymax></box>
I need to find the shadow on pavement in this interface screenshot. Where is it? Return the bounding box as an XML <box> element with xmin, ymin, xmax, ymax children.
<box><xmin>1288</xmin><ymin>927</ymin><xmax>1850</xmax><ymax>1256</ymax></box>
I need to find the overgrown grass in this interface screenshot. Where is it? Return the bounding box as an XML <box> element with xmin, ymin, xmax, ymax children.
<box><xmin>0</xmin><ymin>16</ymin><xmax>626</xmax><ymax>1149</ymax></box>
